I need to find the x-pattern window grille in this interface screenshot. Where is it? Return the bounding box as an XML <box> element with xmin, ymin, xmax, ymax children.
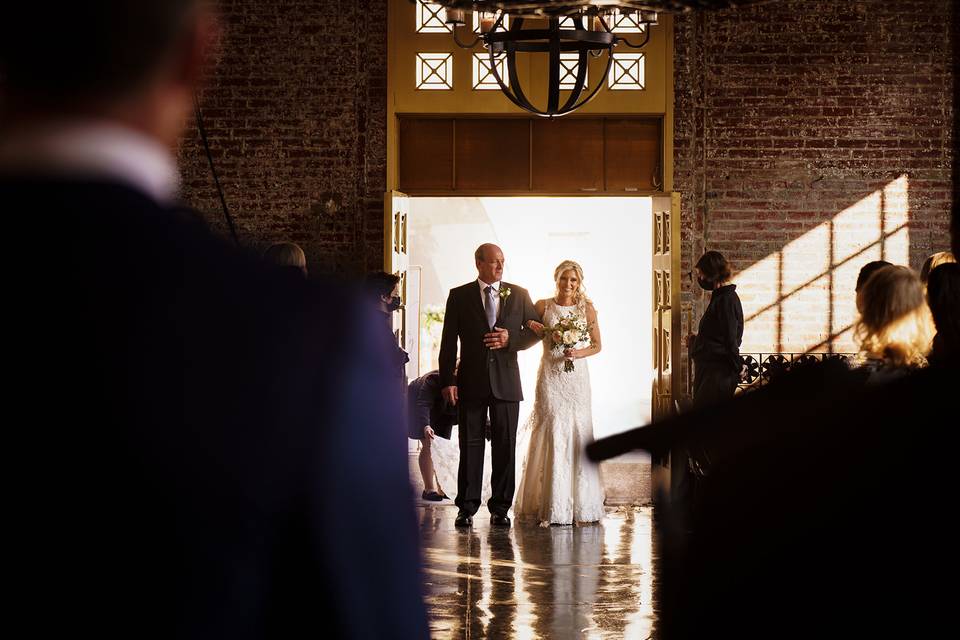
<box><xmin>416</xmin><ymin>1</ymin><xmax>451</xmax><ymax>33</ymax></box>
<box><xmin>473</xmin><ymin>12</ymin><xmax>509</xmax><ymax>33</ymax></box>
<box><xmin>558</xmin><ymin>53</ymin><xmax>584</xmax><ymax>90</ymax></box>
<box><xmin>608</xmin><ymin>53</ymin><xmax>645</xmax><ymax>90</ymax></box>
<box><xmin>559</xmin><ymin>14</ymin><xmax>644</xmax><ymax>32</ymax></box>
<box><xmin>473</xmin><ymin>53</ymin><xmax>508</xmax><ymax>90</ymax></box>
<box><xmin>611</xmin><ymin>12</ymin><xmax>645</xmax><ymax>33</ymax></box>
<box><xmin>416</xmin><ymin>53</ymin><xmax>453</xmax><ymax>90</ymax></box>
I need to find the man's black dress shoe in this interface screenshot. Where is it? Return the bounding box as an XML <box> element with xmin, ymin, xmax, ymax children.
<box><xmin>490</xmin><ymin>514</ymin><xmax>511</xmax><ymax>527</ymax></box>
<box><xmin>454</xmin><ymin>512</ymin><xmax>473</xmax><ymax>527</ymax></box>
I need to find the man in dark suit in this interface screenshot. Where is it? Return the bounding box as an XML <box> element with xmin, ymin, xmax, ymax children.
<box><xmin>439</xmin><ymin>243</ymin><xmax>541</xmax><ymax>528</ymax></box>
<box><xmin>1</xmin><ymin>2</ymin><xmax>427</xmax><ymax>638</ymax></box>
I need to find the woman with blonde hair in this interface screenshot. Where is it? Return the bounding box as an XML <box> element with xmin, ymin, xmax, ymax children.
<box><xmin>854</xmin><ymin>265</ymin><xmax>933</xmax><ymax>380</ymax></box>
<box><xmin>514</xmin><ymin>259</ymin><xmax>605</xmax><ymax>526</ymax></box>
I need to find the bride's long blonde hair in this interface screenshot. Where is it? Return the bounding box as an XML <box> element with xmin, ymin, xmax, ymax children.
<box><xmin>553</xmin><ymin>260</ymin><xmax>592</xmax><ymax>313</ymax></box>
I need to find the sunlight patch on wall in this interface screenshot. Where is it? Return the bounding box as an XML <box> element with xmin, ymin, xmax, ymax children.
<box><xmin>735</xmin><ymin>175</ymin><xmax>910</xmax><ymax>353</ymax></box>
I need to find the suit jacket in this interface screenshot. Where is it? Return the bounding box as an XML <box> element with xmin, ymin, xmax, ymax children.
<box><xmin>438</xmin><ymin>281</ymin><xmax>540</xmax><ymax>402</ymax></box>
<box><xmin>3</xmin><ymin>176</ymin><xmax>429</xmax><ymax>639</ymax></box>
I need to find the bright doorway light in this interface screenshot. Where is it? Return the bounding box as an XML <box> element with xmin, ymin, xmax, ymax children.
<box><xmin>408</xmin><ymin>196</ymin><xmax>654</xmax><ymax>440</ymax></box>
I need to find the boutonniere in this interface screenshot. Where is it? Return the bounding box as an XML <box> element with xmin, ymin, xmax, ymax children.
<box><xmin>499</xmin><ymin>286</ymin><xmax>512</xmax><ymax>300</ymax></box>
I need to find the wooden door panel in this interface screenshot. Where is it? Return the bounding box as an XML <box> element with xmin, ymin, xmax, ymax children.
<box><xmin>455</xmin><ymin>119</ymin><xmax>530</xmax><ymax>191</ymax></box>
<box><xmin>531</xmin><ymin>118</ymin><xmax>604</xmax><ymax>192</ymax></box>
<box><xmin>398</xmin><ymin>118</ymin><xmax>454</xmax><ymax>191</ymax></box>
<box><xmin>398</xmin><ymin>116</ymin><xmax>661</xmax><ymax>193</ymax></box>
<box><xmin>605</xmin><ymin>118</ymin><xmax>661</xmax><ymax>192</ymax></box>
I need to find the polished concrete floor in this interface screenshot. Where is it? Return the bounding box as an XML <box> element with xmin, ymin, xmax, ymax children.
<box><xmin>419</xmin><ymin>504</ymin><xmax>658</xmax><ymax>639</ymax></box>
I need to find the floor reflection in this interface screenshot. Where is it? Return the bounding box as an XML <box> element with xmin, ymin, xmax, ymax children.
<box><xmin>420</xmin><ymin>506</ymin><xmax>657</xmax><ymax>639</ymax></box>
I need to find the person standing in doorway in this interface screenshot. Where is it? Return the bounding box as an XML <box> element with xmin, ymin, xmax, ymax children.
<box><xmin>438</xmin><ymin>243</ymin><xmax>541</xmax><ymax>528</ymax></box>
<box><xmin>687</xmin><ymin>251</ymin><xmax>744</xmax><ymax>406</ymax></box>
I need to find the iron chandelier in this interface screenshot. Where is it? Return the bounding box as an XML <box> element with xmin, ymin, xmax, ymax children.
<box><xmin>421</xmin><ymin>1</ymin><xmax>772</xmax><ymax>117</ymax></box>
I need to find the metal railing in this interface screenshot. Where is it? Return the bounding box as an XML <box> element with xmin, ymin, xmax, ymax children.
<box><xmin>736</xmin><ymin>352</ymin><xmax>856</xmax><ymax>391</ymax></box>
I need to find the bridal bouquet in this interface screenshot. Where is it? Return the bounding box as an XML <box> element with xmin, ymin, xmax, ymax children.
<box><xmin>544</xmin><ymin>311</ymin><xmax>591</xmax><ymax>372</ymax></box>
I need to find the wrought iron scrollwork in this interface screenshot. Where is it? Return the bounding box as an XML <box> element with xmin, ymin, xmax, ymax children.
<box><xmin>739</xmin><ymin>355</ymin><xmax>760</xmax><ymax>384</ymax></box>
<box><xmin>735</xmin><ymin>352</ymin><xmax>857</xmax><ymax>391</ymax></box>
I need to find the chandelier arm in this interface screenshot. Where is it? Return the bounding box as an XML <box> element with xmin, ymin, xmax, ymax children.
<box><xmin>486</xmin><ymin>29</ymin><xmax>612</xmax><ymax>47</ymax></box>
<box><xmin>616</xmin><ymin>28</ymin><xmax>652</xmax><ymax>49</ymax></box>
<box><xmin>452</xmin><ymin>25</ymin><xmax>481</xmax><ymax>49</ymax></box>
<box><xmin>558</xmin><ymin>46</ymin><xmax>591</xmax><ymax>113</ymax></box>
<box><xmin>547</xmin><ymin>17</ymin><xmax>561</xmax><ymax>114</ymax></box>
<box><xmin>597</xmin><ymin>13</ymin><xmax>613</xmax><ymax>34</ymax></box>
<box><xmin>554</xmin><ymin>51</ymin><xmax>615</xmax><ymax>117</ymax></box>
<box><xmin>488</xmin><ymin>36</ymin><xmax>546</xmax><ymax>116</ymax></box>
<box><xmin>502</xmin><ymin>16</ymin><xmax>544</xmax><ymax>114</ymax></box>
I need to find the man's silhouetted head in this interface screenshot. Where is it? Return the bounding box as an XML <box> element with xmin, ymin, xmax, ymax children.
<box><xmin>1</xmin><ymin>1</ymin><xmax>217</xmax><ymax>146</ymax></box>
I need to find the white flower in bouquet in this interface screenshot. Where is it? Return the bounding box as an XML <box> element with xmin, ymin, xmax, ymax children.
<box><xmin>562</xmin><ymin>330</ymin><xmax>577</xmax><ymax>345</ymax></box>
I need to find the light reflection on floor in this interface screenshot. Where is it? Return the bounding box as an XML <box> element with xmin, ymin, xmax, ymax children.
<box><xmin>419</xmin><ymin>505</ymin><xmax>657</xmax><ymax>639</ymax></box>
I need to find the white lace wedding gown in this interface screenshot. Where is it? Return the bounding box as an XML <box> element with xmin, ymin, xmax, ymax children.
<box><xmin>514</xmin><ymin>300</ymin><xmax>605</xmax><ymax>525</ymax></box>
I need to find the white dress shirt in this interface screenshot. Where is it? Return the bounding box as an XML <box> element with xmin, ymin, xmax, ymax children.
<box><xmin>0</xmin><ymin>120</ymin><xmax>179</xmax><ymax>204</ymax></box>
<box><xmin>478</xmin><ymin>278</ymin><xmax>501</xmax><ymax>320</ymax></box>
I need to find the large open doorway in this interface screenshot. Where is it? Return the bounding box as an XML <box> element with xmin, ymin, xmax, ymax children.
<box><xmin>406</xmin><ymin>196</ymin><xmax>654</xmax><ymax>439</ymax></box>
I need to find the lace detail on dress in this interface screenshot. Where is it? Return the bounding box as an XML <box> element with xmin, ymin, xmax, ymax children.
<box><xmin>514</xmin><ymin>300</ymin><xmax>605</xmax><ymax>524</ymax></box>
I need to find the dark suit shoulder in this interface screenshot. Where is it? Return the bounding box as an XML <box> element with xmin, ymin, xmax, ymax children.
<box><xmin>451</xmin><ymin>281</ymin><xmax>479</xmax><ymax>295</ymax></box>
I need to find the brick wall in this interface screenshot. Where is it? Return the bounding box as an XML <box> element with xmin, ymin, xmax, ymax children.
<box><xmin>178</xmin><ymin>0</ymin><xmax>387</xmax><ymax>274</ymax></box>
<box><xmin>675</xmin><ymin>0</ymin><xmax>954</xmax><ymax>361</ymax></box>
<box><xmin>177</xmin><ymin>0</ymin><xmax>953</xmax><ymax>363</ymax></box>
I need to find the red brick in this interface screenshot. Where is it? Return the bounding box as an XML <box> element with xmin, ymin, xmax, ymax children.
<box><xmin>675</xmin><ymin>0</ymin><xmax>952</xmax><ymax>372</ymax></box>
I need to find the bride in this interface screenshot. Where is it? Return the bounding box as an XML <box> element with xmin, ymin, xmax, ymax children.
<box><xmin>514</xmin><ymin>260</ymin><xmax>605</xmax><ymax>526</ymax></box>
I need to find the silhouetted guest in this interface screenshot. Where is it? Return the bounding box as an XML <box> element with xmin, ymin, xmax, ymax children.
<box><xmin>687</xmin><ymin>251</ymin><xmax>744</xmax><ymax>406</ymax></box>
<box><xmin>854</xmin><ymin>265</ymin><xmax>933</xmax><ymax>382</ymax></box>
<box><xmin>926</xmin><ymin>262</ymin><xmax>960</xmax><ymax>365</ymax></box>
<box><xmin>263</xmin><ymin>241</ymin><xmax>308</xmax><ymax>278</ymax></box>
<box><xmin>408</xmin><ymin>368</ymin><xmax>458</xmax><ymax>501</ymax></box>
<box><xmin>919</xmin><ymin>250</ymin><xmax>956</xmax><ymax>284</ymax></box>
<box><xmin>854</xmin><ymin>259</ymin><xmax>892</xmax><ymax>312</ymax></box>
<box><xmin>1</xmin><ymin>2</ymin><xmax>428</xmax><ymax>638</ymax></box>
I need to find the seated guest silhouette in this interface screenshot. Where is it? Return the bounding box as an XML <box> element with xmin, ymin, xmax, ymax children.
<box><xmin>263</xmin><ymin>241</ymin><xmax>308</xmax><ymax>278</ymax></box>
<box><xmin>854</xmin><ymin>259</ymin><xmax>892</xmax><ymax>312</ymax></box>
<box><xmin>854</xmin><ymin>264</ymin><xmax>933</xmax><ymax>383</ymax></box>
<box><xmin>919</xmin><ymin>250</ymin><xmax>955</xmax><ymax>285</ymax></box>
<box><xmin>926</xmin><ymin>262</ymin><xmax>960</xmax><ymax>366</ymax></box>
<box><xmin>1</xmin><ymin>2</ymin><xmax>428</xmax><ymax>638</ymax></box>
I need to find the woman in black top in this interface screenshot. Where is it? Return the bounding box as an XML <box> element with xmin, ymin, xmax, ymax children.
<box><xmin>688</xmin><ymin>251</ymin><xmax>744</xmax><ymax>406</ymax></box>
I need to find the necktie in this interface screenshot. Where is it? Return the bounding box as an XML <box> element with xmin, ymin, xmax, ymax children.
<box><xmin>484</xmin><ymin>285</ymin><xmax>496</xmax><ymax>329</ymax></box>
